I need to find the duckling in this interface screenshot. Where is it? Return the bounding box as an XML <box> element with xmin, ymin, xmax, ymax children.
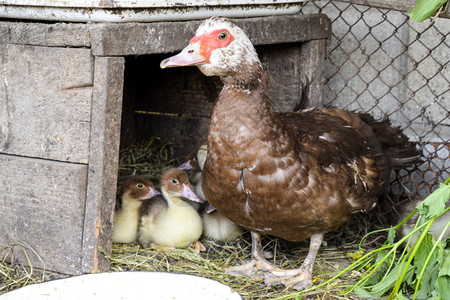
<box><xmin>138</xmin><ymin>168</ymin><xmax>206</xmax><ymax>252</ymax></box>
<box><xmin>179</xmin><ymin>144</ymin><xmax>207</xmax><ymax>185</ymax></box>
<box><xmin>203</xmin><ymin>204</ymin><xmax>244</xmax><ymax>242</ymax></box>
<box><xmin>398</xmin><ymin>197</ymin><xmax>450</xmax><ymax>248</ymax></box>
<box><xmin>188</xmin><ymin>145</ymin><xmax>244</xmax><ymax>242</ymax></box>
<box><xmin>179</xmin><ymin>144</ymin><xmax>208</xmax><ymax>211</ymax></box>
<box><xmin>112</xmin><ymin>176</ymin><xmax>160</xmax><ymax>243</ymax></box>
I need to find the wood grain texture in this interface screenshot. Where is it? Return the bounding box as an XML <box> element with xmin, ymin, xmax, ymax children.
<box><xmin>91</xmin><ymin>14</ymin><xmax>331</xmax><ymax>56</ymax></box>
<box><xmin>0</xmin><ymin>44</ymin><xmax>93</xmax><ymax>163</ymax></box>
<box><xmin>4</xmin><ymin>21</ymin><xmax>91</xmax><ymax>47</ymax></box>
<box><xmin>299</xmin><ymin>39</ymin><xmax>328</xmax><ymax>108</ymax></box>
<box><xmin>82</xmin><ymin>56</ymin><xmax>125</xmax><ymax>273</ymax></box>
<box><xmin>0</xmin><ymin>154</ymin><xmax>88</xmax><ymax>275</ymax></box>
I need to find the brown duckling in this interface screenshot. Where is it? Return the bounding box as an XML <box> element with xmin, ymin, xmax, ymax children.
<box><xmin>138</xmin><ymin>168</ymin><xmax>206</xmax><ymax>252</ymax></box>
<box><xmin>112</xmin><ymin>176</ymin><xmax>160</xmax><ymax>243</ymax></box>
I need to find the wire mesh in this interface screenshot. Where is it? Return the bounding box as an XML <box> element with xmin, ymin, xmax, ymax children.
<box><xmin>299</xmin><ymin>1</ymin><xmax>449</xmax><ymax>206</ymax></box>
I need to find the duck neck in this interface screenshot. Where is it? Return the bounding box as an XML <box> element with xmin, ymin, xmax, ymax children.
<box><xmin>211</xmin><ymin>62</ymin><xmax>283</xmax><ymax>141</ymax></box>
<box><xmin>121</xmin><ymin>194</ymin><xmax>142</xmax><ymax>210</ymax></box>
<box><xmin>161</xmin><ymin>189</ymin><xmax>190</xmax><ymax>208</ymax></box>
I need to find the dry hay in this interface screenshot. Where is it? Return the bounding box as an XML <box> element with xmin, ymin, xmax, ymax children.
<box><xmin>107</xmin><ymin>230</ymin><xmax>374</xmax><ymax>300</ymax></box>
<box><xmin>0</xmin><ymin>242</ymin><xmax>61</xmax><ymax>295</ymax></box>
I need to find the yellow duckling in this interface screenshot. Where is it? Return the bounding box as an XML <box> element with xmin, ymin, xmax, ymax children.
<box><xmin>112</xmin><ymin>176</ymin><xmax>160</xmax><ymax>243</ymax></box>
<box><xmin>139</xmin><ymin>168</ymin><xmax>206</xmax><ymax>252</ymax></box>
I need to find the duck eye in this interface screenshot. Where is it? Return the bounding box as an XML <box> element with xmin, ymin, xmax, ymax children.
<box><xmin>136</xmin><ymin>183</ymin><xmax>144</xmax><ymax>189</ymax></box>
<box><xmin>218</xmin><ymin>31</ymin><xmax>228</xmax><ymax>40</ymax></box>
<box><xmin>172</xmin><ymin>179</ymin><xmax>178</xmax><ymax>184</ymax></box>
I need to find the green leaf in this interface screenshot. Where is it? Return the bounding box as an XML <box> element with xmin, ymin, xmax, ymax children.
<box><xmin>364</xmin><ymin>250</ymin><xmax>390</xmax><ymax>286</ymax></box>
<box><xmin>416</xmin><ymin>262</ymin><xmax>440</xmax><ymax>299</ymax></box>
<box><xmin>437</xmin><ymin>256</ymin><xmax>450</xmax><ymax>299</ymax></box>
<box><xmin>416</xmin><ymin>183</ymin><xmax>450</xmax><ymax>221</ymax></box>
<box><xmin>414</xmin><ymin>234</ymin><xmax>437</xmax><ymax>272</ymax></box>
<box><xmin>408</xmin><ymin>0</ymin><xmax>448</xmax><ymax>22</ymax></box>
<box><xmin>369</xmin><ymin>264</ymin><xmax>415</xmax><ymax>297</ymax></box>
<box><xmin>387</xmin><ymin>226</ymin><xmax>396</xmax><ymax>244</ymax></box>
<box><xmin>354</xmin><ymin>287</ymin><xmax>376</xmax><ymax>298</ymax></box>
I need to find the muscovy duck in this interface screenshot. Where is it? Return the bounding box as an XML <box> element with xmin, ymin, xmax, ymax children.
<box><xmin>160</xmin><ymin>16</ymin><xmax>420</xmax><ymax>289</ymax></box>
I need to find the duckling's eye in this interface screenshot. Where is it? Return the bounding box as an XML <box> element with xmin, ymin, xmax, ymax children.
<box><xmin>136</xmin><ymin>183</ymin><xmax>144</xmax><ymax>189</ymax></box>
<box><xmin>218</xmin><ymin>31</ymin><xmax>228</xmax><ymax>40</ymax></box>
<box><xmin>172</xmin><ymin>179</ymin><xmax>178</xmax><ymax>184</ymax></box>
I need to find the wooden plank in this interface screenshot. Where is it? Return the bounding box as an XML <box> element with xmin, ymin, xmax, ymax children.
<box><xmin>130</xmin><ymin>54</ymin><xmax>221</xmax><ymax>118</ymax></box>
<box><xmin>91</xmin><ymin>14</ymin><xmax>331</xmax><ymax>56</ymax></box>
<box><xmin>0</xmin><ymin>44</ymin><xmax>92</xmax><ymax>164</ymax></box>
<box><xmin>0</xmin><ymin>154</ymin><xmax>88</xmax><ymax>275</ymax></box>
<box><xmin>1</xmin><ymin>21</ymin><xmax>91</xmax><ymax>47</ymax></box>
<box><xmin>135</xmin><ymin>114</ymin><xmax>210</xmax><ymax>161</ymax></box>
<box><xmin>259</xmin><ymin>44</ymin><xmax>305</xmax><ymax>112</ymax></box>
<box><xmin>299</xmin><ymin>39</ymin><xmax>328</xmax><ymax>108</ymax></box>
<box><xmin>82</xmin><ymin>56</ymin><xmax>125</xmax><ymax>273</ymax></box>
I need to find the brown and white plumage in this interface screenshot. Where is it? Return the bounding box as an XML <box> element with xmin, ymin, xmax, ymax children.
<box><xmin>161</xmin><ymin>17</ymin><xmax>420</xmax><ymax>289</ymax></box>
<box><xmin>112</xmin><ymin>176</ymin><xmax>160</xmax><ymax>244</ymax></box>
<box><xmin>138</xmin><ymin>168</ymin><xmax>206</xmax><ymax>252</ymax></box>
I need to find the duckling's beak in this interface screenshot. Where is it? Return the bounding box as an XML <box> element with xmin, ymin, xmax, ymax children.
<box><xmin>205</xmin><ymin>204</ymin><xmax>216</xmax><ymax>214</ymax></box>
<box><xmin>146</xmin><ymin>188</ymin><xmax>161</xmax><ymax>199</ymax></box>
<box><xmin>178</xmin><ymin>160</ymin><xmax>193</xmax><ymax>171</ymax></box>
<box><xmin>180</xmin><ymin>184</ymin><xmax>204</xmax><ymax>203</ymax></box>
<box><xmin>160</xmin><ymin>42</ymin><xmax>208</xmax><ymax>69</ymax></box>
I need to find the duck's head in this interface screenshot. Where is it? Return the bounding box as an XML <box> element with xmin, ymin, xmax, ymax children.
<box><xmin>160</xmin><ymin>168</ymin><xmax>204</xmax><ymax>203</ymax></box>
<box><xmin>120</xmin><ymin>176</ymin><xmax>160</xmax><ymax>202</ymax></box>
<box><xmin>178</xmin><ymin>147</ymin><xmax>200</xmax><ymax>171</ymax></box>
<box><xmin>160</xmin><ymin>16</ymin><xmax>260</xmax><ymax>77</ymax></box>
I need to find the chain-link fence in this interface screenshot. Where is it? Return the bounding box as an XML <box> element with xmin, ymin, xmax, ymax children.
<box><xmin>298</xmin><ymin>1</ymin><xmax>449</xmax><ymax>212</ymax></box>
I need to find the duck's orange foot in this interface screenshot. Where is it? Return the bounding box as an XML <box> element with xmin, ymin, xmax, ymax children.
<box><xmin>191</xmin><ymin>240</ymin><xmax>206</xmax><ymax>253</ymax></box>
<box><xmin>264</xmin><ymin>268</ymin><xmax>313</xmax><ymax>290</ymax></box>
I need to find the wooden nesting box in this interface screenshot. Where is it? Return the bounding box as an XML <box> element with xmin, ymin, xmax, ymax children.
<box><xmin>0</xmin><ymin>14</ymin><xmax>331</xmax><ymax>275</ymax></box>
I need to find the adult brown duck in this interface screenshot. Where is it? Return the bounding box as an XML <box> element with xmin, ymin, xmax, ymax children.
<box><xmin>160</xmin><ymin>17</ymin><xmax>420</xmax><ymax>290</ymax></box>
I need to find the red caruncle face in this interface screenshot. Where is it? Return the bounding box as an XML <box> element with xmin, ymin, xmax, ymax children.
<box><xmin>189</xmin><ymin>29</ymin><xmax>235</xmax><ymax>63</ymax></box>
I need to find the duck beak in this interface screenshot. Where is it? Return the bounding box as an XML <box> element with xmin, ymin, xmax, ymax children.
<box><xmin>178</xmin><ymin>160</ymin><xmax>193</xmax><ymax>171</ymax></box>
<box><xmin>160</xmin><ymin>42</ymin><xmax>208</xmax><ymax>69</ymax></box>
<box><xmin>146</xmin><ymin>188</ymin><xmax>161</xmax><ymax>199</ymax></box>
<box><xmin>205</xmin><ymin>204</ymin><xmax>216</xmax><ymax>214</ymax></box>
<box><xmin>180</xmin><ymin>184</ymin><xmax>204</xmax><ymax>203</ymax></box>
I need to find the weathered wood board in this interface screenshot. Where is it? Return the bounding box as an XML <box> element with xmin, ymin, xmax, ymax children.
<box><xmin>83</xmin><ymin>57</ymin><xmax>125</xmax><ymax>273</ymax></box>
<box><xmin>0</xmin><ymin>154</ymin><xmax>87</xmax><ymax>274</ymax></box>
<box><xmin>90</xmin><ymin>14</ymin><xmax>331</xmax><ymax>56</ymax></box>
<box><xmin>0</xmin><ymin>42</ymin><xmax>124</xmax><ymax>274</ymax></box>
<box><xmin>0</xmin><ymin>44</ymin><xmax>93</xmax><ymax>164</ymax></box>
